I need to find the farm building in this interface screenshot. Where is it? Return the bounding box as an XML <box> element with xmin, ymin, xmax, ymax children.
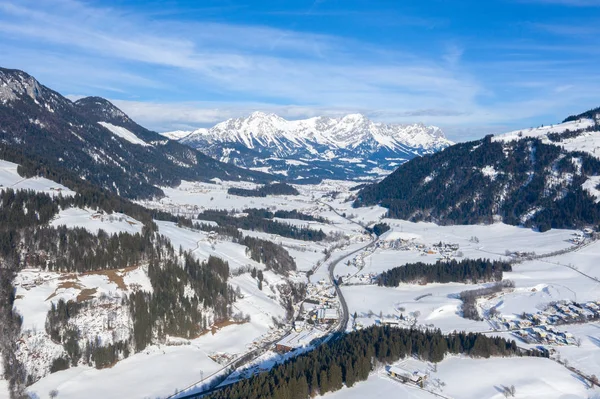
<box><xmin>388</xmin><ymin>365</ymin><xmax>427</xmax><ymax>386</ymax></box>
<box><xmin>317</xmin><ymin>308</ymin><xmax>339</xmax><ymax>323</ymax></box>
<box><xmin>275</xmin><ymin>330</ymin><xmax>322</xmax><ymax>353</ymax></box>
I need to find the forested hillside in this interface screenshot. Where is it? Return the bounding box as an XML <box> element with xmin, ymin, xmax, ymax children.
<box><xmin>0</xmin><ymin>68</ymin><xmax>270</xmax><ymax>200</ymax></box>
<box><xmin>196</xmin><ymin>209</ymin><xmax>326</xmax><ymax>241</ymax></box>
<box><xmin>355</xmin><ymin>133</ymin><xmax>600</xmax><ymax>231</ymax></box>
<box><xmin>206</xmin><ymin>325</ymin><xmax>544</xmax><ymax>399</ymax></box>
<box><xmin>0</xmin><ymin>187</ymin><xmax>236</xmax><ymax>395</ymax></box>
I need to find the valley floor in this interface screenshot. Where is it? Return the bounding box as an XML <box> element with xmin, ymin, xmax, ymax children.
<box><xmin>11</xmin><ymin>177</ymin><xmax>600</xmax><ymax>399</ymax></box>
<box><xmin>319</xmin><ymin>356</ymin><xmax>595</xmax><ymax>399</ymax></box>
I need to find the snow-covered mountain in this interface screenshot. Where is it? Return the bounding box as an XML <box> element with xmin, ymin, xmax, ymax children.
<box><xmin>0</xmin><ymin>67</ymin><xmax>270</xmax><ymax>199</ymax></box>
<box><xmin>356</xmin><ymin>108</ymin><xmax>600</xmax><ymax>231</ymax></box>
<box><xmin>161</xmin><ymin>130</ymin><xmax>195</xmax><ymax>140</ymax></box>
<box><xmin>166</xmin><ymin>112</ymin><xmax>452</xmax><ymax>181</ymax></box>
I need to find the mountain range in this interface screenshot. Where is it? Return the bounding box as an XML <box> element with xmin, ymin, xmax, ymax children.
<box><xmin>166</xmin><ymin>112</ymin><xmax>453</xmax><ymax>181</ymax></box>
<box><xmin>0</xmin><ymin>67</ymin><xmax>270</xmax><ymax>199</ymax></box>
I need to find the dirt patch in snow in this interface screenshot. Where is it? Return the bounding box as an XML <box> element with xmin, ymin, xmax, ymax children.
<box><xmin>77</xmin><ymin>288</ymin><xmax>98</xmax><ymax>302</ymax></box>
<box><xmin>84</xmin><ymin>265</ymin><xmax>138</xmax><ymax>291</ymax></box>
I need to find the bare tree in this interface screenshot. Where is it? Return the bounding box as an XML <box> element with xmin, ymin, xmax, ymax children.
<box><xmin>49</xmin><ymin>390</ymin><xmax>59</xmax><ymax>399</ymax></box>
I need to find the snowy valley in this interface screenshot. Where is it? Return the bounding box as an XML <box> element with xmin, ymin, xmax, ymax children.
<box><xmin>2</xmin><ymin>67</ymin><xmax>600</xmax><ymax>399</ymax></box>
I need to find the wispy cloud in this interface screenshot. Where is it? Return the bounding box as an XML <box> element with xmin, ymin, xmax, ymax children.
<box><xmin>531</xmin><ymin>22</ymin><xmax>600</xmax><ymax>36</ymax></box>
<box><xmin>1</xmin><ymin>0</ymin><xmax>599</xmax><ymax>141</ymax></box>
<box><xmin>523</xmin><ymin>0</ymin><xmax>600</xmax><ymax>5</ymax></box>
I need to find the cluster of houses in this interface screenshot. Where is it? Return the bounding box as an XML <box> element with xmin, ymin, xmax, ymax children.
<box><xmin>568</xmin><ymin>229</ymin><xmax>595</xmax><ymax>245</ymax></box>
<box><xmin>505</xmin><ymin>301</ymin><xmax>600</xmax><ymax>329</ymax></box>
<box><xmin>274</xmin><ymin>279</ymin><xmax>340</xmax><ymax>353</ymax></box>
<box><xmin>301</xmin><ymin>284</ymin><xmax>339</xmax><ymax>327</ymax></box>
<box><xmin>512</xmin><ymin>325</ymin><xmax>578</xmax><ymax>346</ymax></box>
<box><xmin>496</xmin><ymin>300</ymin><xmax>600</xmax><ymax>345</ymax></box>
<box><xmin>340</xmin><ymin>239</ymin><xmax>463</xmax><ymax>286</ymax></box>
<box><xmin>377</xmin><ymin>237</ymin><xmax>461</xmax><ymax>259</ymax></box>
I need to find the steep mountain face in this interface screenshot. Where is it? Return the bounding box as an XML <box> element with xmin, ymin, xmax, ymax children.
<box><xmin>0</xmin><ymin>68</ymin><xmax>270</xmax><ymax>199</ymax></box>
<box><xmin>171</xmin><ymin>112</ymin><xmax>452</xmax><ymax>181</ymax></box>
<box><xmin>355</xmin><ymin>112</ymin><xmax>600</xmax><ymax>231</ymax></box>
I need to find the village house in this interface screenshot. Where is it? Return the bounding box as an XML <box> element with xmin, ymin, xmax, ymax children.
<box><xmin>388</xmin><ymin>365</ymin><xmax>427</xmax><ymax>386</ymax></box>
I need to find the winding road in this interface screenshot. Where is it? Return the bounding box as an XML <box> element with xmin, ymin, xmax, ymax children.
<box><xmin>317</xmin><ymin>199</ymin><xmax>379</xmax><ymax>333</ymax></box>
<box><xmin>327</xmin><ymin>237</ymin><xmax>379</xmax><ymax>332</ymax></box>
<box><xmin>171</xmin><ymin>201</ymin><xmax>379</xmax><ymax>398</ymax></box>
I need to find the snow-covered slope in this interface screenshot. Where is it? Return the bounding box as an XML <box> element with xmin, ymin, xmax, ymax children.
<box><xmin>97</xmin><ymin>122</ymin><xmax>150</xmax><ymax>147</ymax></box>
<box><xmin>494</xmin><ymin>116</ymin><xmax>600</xmax><ymax>159</ymax></box>
<box><xmin>356</xmin><ymin>111</ymin><xmax>600</xmax><ymax>230</ymax></box>
<box><xmin>187</xmin><ymin>112</ymin><xmax>449</xmax><ymax>152</ymax></box>
<box><xmin>161</xmin><ymin>129</ymin><xmax>196</xmax><ymax>140</ymax></box>
<box><xmin>0</xmin><ymin>67</ymin><xmax>271</xmax><ymax>200</ymax></box>
<box><xmin>176</xmin><ymin>112</ymin><xmax>452</xmax><ymax>181</ymax></box>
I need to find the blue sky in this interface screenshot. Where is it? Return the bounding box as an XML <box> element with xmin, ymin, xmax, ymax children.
<box><xmin>1</xmin><ymin>0</ymin><xmax>599</xmax><ymax>140</ymax></box>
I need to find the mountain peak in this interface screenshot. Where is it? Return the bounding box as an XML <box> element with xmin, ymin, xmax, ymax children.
<box><xmin>249</xmin><ymin>110</ymin><xmax>272</xmax><ymax>119</ymax></box>
<box><xmin>0</xmin><ymin>67</ymin><xmax>44</xmax><ymax>103</ymax></box>
<box><xmin>74</xmin><ymin>96</ymin><xmax>130</xmax><ymax>124</ymax></box>
<box><xmin>341</xmin><ymin>113</ymin><xmax>369</xmax><ymax>122</ymax></box>
<box><xmin>178</xmin><ymin>111</ymin><xmax>452</xmax><ymax>180</ymax></box>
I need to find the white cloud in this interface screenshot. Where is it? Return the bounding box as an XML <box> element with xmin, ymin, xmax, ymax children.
<box><xmin>1</xmin><ymin>0</ymin><xmax>599</xmax><ymax>142</ymax></box>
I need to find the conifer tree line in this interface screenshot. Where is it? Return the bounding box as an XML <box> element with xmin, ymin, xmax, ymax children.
<box><xmin>367</xmin><ymin>222</ymin><xmax>390</xmax><ymax>236</ymax></box>
<box><xmin>0</xmin><ymin>188</ymin><xmax>238</xmax><ymax>395</ymax></box>
<box><xmin>196</xmin><ymin>209</ymin><xmax>326</xmax><ymax>241</ymax></box>
<box><xmin>227</xmin><ymin>183</ymin><xmax>300</xmax><ymax>197</ymax></box>
<box><xmin>378</xmin><ymin>258</ymin><xmax>512</xmax><ymax>286</ymax></box>
<box><xmin>562</xmin><ymin>106</ymin><xmax>600</xmax><ymax>123</ymax></box>
<box><xmin>0</xmin><ymin>258</ymin><xmax>27</xmax><ymax>397</ymax></box>
<box><xmin>243</xmin><ymin>208</ymin><xmax>328</xmax><ymax>223</ymax></box>
<box><xmin>206</xmin><ymin>325</ymin><xmax>545</xmax><ymax>399</ymax></box>
<box><xmin>243</xmin><ymin>236</ymin><xmax>296</xmax><ymax>275</ymax></box>
<box><xmin>547</xmin><ymin>122</ymin><xmax>599</xmax><ymax>142</ymax></box>
<box><xmin>44</xmin><ymin>254</ymin><xmax>233</xmax><ymax>374</ymax></box>
<box><xmin>177</xmin><ymin>218</ymin><xmax>298</xmax><ymax>275</ymax></box>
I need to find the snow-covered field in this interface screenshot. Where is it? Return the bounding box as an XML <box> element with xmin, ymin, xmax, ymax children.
<box><xmin>50</xmin><ymin>207</ymin><xmax>142</xmax><ymax>235</ymax></box>
<box><xmin>156</xmin><ymin>220</ymin><xmax>265</xmax><ymax>271</ymax></box>
<box><xmin>27</xmin><ymin>339</ymin><xmax>222</xmax><ymax>399</ymax></box>
<box><xmin>0</xmin><ymin>159</ymin><xmax>74</xmax><ymax>196</ymax></box>
<box><xmin>319</xmin><ymin>356</ymin><xmax>594</xmax><ymax>399</ymax></box>
<box><xmin>13</xmin><ymin>176</ymin><xmax>600</xmax><ymax>399</ymax></box>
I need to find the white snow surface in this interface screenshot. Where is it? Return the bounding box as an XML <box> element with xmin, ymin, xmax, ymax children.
<box><xmin>494</xmin><ymin>117</ymin><xmax>600</xmax><ymax>160</ymax></box>
<box><xmin>320</xmin><ymin>357</ymin><xmax>591</xmax><ymax>399</ymax></box>
<box><xmin>50</xmin><ymin>207</ymin><xmax>142</xmax><ymax>235</ymax></box>
<box><xmin>582</xmin><ymin>176</ymin><xmax>600</xmax><ymax>203</ymax></box>
<box><xmin>181</xmin><ymin>111</ymin><xmax>452</xmax><ymax>152</ymax></box>
<box><xmin>156</xmin><ymin>220</ymin><xmax>264</xmax><ymax>271</ymax></box>
<box><xmin>0</xmin><ymin>159</ymin><xmax>75</xmax><ymax>196</ymax></box>
<box><xmin>160</xmin><ymin>129</ymin><xmax>196</xmax><ymax>140</ymax></box>
<box><xmin>98</xmin><ymin>121</ymin><xmax>151</xmax><ymax>146</ymax></box>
